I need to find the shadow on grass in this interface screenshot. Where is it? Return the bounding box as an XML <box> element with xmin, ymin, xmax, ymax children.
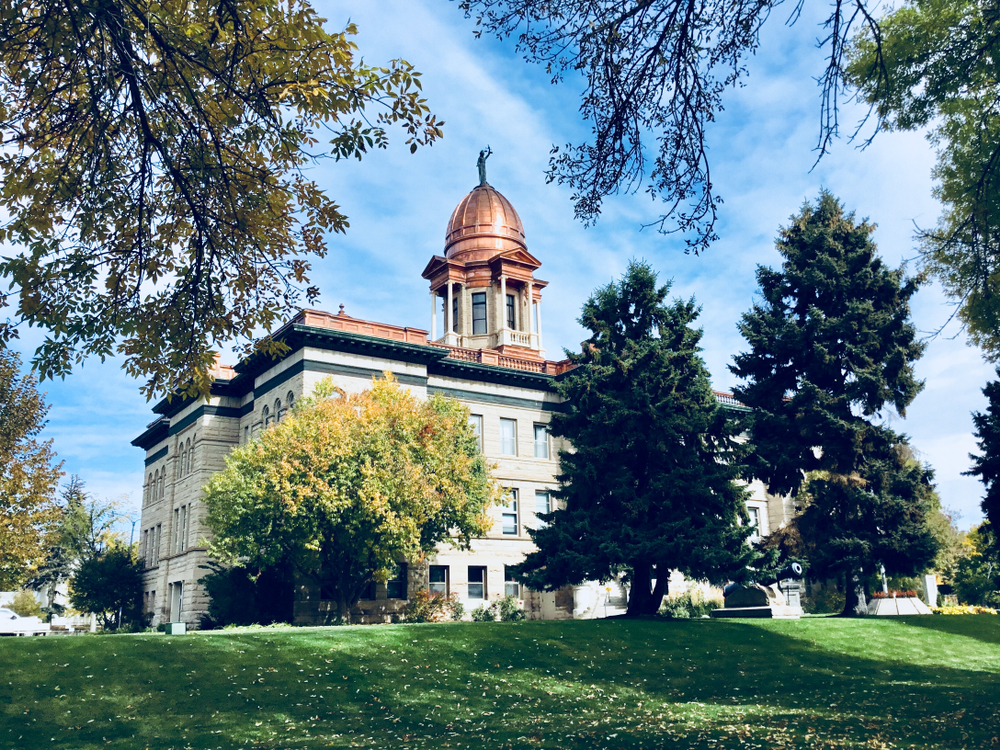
<box><xmin>892</xmin><ymin>612</ymin><xmax>1000</xmax><ymax>644</ymax></box>
<box><xmin>1</xmin><ymin>618</ymin><xmax>998</xmax><ymax>749</ymax></box>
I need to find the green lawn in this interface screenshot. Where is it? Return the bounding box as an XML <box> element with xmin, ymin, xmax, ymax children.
<box><xmin>2</xmin><ymin>616</ymin><xmax>998</xmax><ymax>749</ymax></box>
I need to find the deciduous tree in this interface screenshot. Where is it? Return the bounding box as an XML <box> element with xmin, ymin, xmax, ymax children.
<box><xmin>203</xmin><ymin>376</ymin><xmax>500</xmax><ymax>623</ymax></box>
<box><xmin>731</xmin><ymin>192</ymin><xmax>937</xmax><ymax>615</ymax></box>
<box><xmin>29</xmin><ymin>476</ymin><xmax>122</xmax><ymax>617</ymax></box>
<box><xmin>68</xmin><ymin>541</ymin><xmax>145</xmax><ymax>630</ymax></box>
<box><xmin>848</xmin><ymin>1</ymin><xmax>1000</xmax><ymax>359</ymax></box>
<box><xmin>0</xmin><ymin>349</ymin><xmax>62</xmax><ymax>589</ymax></box>
<box><xmin>0</xmin><ymin>0</ymin><xmax>442</xmax><ymax>399</ymax></box>
<box><xmin>460</xmin><ymin>0</ymin><xmax>886</xmax><ymax>251</ymax></box>
<box><xmin>513</xmin><ymin>261</ymin><xmax>756</xmax><ymax>616</ymax></box>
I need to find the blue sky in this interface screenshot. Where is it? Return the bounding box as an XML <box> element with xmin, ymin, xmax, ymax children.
<box><xmin>8</xmin><ymin>0</ymin><xmax>995</xmax><ymax>530</ymax></box>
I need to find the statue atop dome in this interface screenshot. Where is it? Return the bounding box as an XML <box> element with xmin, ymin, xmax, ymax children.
<box><xmin>477</xmin><ymin>146</ymin><xmax>492</xmax><ymax>186</ymax></box>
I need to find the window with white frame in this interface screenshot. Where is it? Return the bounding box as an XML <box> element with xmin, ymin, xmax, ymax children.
<box><xmin>535</xmin><ymin>491</ymin><xmax>551</xmax><ymax>528</ymax></box>
<box><xmin>502</xmin><ymin>490</ymin><xmax>518</xmax><ymax>535</ymax></box>
<box><xmin>500</xmin><ymin>418</ymin><xmax>517</xmax><ymax>455</ymax></box>
<box><xmin>533</xmin><ymin>424</ymin><xmax>549</xmax><ymax>459</ymax></box>
<box><xmin>468</xmin><ymin>566</ymin><xmax>486</xmax><ymax>599</ymax></box>
<box><xmin>747</xmin><ymin>506</ymin><xmax>761</xmax><ymax>542</ymax></box>
<box><xmin>469</xmin><ymin>414</ymin><xmax>483</xmax><ymax>453</ymax></box>
<box><xmin>505</xmin><ymin>565</ymin><xmax>520</xmax><ymax>598</ymax></box>
<box><xmin>429</xmin><ymin>565</ymin><xmax>449</xmax><ymax>596</ymax></box>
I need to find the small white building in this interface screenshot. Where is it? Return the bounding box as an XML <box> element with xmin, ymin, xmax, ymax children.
<box><xmin>133</xmin><ymin>177</ymin><xmax>792</xmax><ymax>628</ymax></box>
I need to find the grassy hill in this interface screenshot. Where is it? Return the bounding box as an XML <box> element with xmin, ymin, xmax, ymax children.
<box><xmin>1</xmin><ymin>615</ymin><xmax>998</xmax><ymax>749</ymax></box>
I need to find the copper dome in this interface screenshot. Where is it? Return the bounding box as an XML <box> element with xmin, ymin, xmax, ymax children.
<box><xmin>444</xmin><ymin>184</ymin><xmax>527</xmax><ymax>261</ymax></box>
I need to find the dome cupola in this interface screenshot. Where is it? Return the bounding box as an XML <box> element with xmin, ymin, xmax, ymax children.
<box><xmin>444</xmin><ymin>153</ymin><xmax>526</xmax><ymax>261</ymax></box>
<box><xmin>421</xmin><ymin>148</ymin><xmax>546</xmax><ymax>357</ymax></box>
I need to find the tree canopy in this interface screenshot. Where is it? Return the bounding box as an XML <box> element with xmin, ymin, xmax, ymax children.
<box><xmin>459</xmin><ymin>0</ymin><xmax>885</xmax><ymax>251</ymax></box>
<box><xmin>29</xmin><ymin>476</ymin><xmax>123</xmax><ymax>617</ymax></box>
<box><xmin>731</xmin><ymin>192</ymin><xmax>937</xmax><ymax>615</ymax></box>
<box><xmin>69</xmin><ymin>541</ymin><xmax>144</xmax><ymax>630</ymax></box>
<box><xmin>0</xmin><ymin>348</ymin><xmax>62</xmax><ymax>590</ymax></box>
<box><xmin>848</xmin><ymin>1</ymin><xmax>1000</xmax><ymax>359</ymax></box>
<box><xmin>203</xmin><ymin>376</ymin><xmax>501</xmax><ymax>623</ymax></box>
<box><xmin>513</xmin><ymin>261</ymin><xmax>756</xmax><ymax>616</ymax></box>
<box><xmin>0</xmin><ymin>0</ymin><xmax>442</xmax><ymax>399</ymax></box>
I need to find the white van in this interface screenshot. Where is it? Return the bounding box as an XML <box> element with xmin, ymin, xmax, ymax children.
<box><xmin>0</xmin><ymin>608</ymin><xmax>50</xmax><ymax>636</ymax></box>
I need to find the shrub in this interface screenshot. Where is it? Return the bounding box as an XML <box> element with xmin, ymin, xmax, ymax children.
<box><xmin>805</xmin><ymin>585</ymin><xmax>846</xmax><ymax>614</ymax></box>
<box><xmin>470</xmin><ymin>603</ymin><xmax>496</xmax><ymax>622</ymax></box>
<box><xmin>198</xmin><ymin>561</ymin><xmax>293</xmax><ymax>627</ymax></box>
<box><xmin>471</xmin><ymin>596</ymin><xmax>525</xmax><ymax>622</ymax></box>
<box><xmin>659</xmin><ymin>590</ymin><xmax>721</xmax><ymax>619</ymax></box>
<box><xmin>931</xmin><ymin>605</ymin><xmax>998</xmax><ymax>615</ymax></box>
<box><xmin>403</xmin><ymin>590</ymin><xmax>462</xmax><ymax>623</ymax></box>
<box><xmin>496</xmin><ymin>595</ymin><xmax>526</xmax><ymax>622</ymax></box>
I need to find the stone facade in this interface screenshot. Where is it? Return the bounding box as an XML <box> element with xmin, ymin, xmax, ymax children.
<box><xmin>132</xmin><ymin>180</ymin><xmax>793</xmax><ymax>628</ymax></box>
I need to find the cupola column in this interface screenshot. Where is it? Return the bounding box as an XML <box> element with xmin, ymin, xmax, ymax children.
<box><xmin>536</xmin><ymin>296</ymin><xmax>543</xmax><ymax>350</ymax></box>
<box><xmin>445</xmin><ymin>282</ymin><xmax>456</xmax><ymax>345</ymax></box>
<box><xmin>527</xmin><ymin>279</ymin><xmax>536</xmax><ymax>347</ymax></box>
<box><xmin>499</xmin><ymin>275</ymin><xmax>507</xmax><ymax>330</ymax></box>
<box><xmin>430</xmin><ymin>291</ymin><xmax>438</xmax><ymax>341</ymax></box>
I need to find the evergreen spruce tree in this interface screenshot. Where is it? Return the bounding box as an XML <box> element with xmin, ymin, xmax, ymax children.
<box><xmin>967</xmin><ymin>373</ymin><xmax>1000</xmax><ymax>563</ymax></box>
<box><xmin>731</xmin><ymin>191</ymin><xmax>936</xmax><ymax>616</ymax></box>
<box><xmin>514</xmin><ymin>261</ymin><xmax>756</xmax><ymax>616</ymax></box>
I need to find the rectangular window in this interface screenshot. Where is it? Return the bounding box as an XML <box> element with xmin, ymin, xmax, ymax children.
<box><xmin>154</xmin><ymin>524</ymin><xmax>161</xmax><ymax>565</ymax></box>
<box><xmin>502</xmin><ymin>490</ymin><xmax>519</xmax><ymax>536</ymax></box>
<box><xmin>472</xmin><ymin>292</ymin><xmax>487</xmax><ymax>335</ymax></box>
<box><xmin>173</xmin><ymin>508</ymin><xmax>181</xmax><ymax>553</ymax></box>
<box><xmin>533</xmin><ymin>424</ymin><xmax>549</xmax><ymax>458</ymax></box>
<box><xmin>468</xmin><ymin>566</ymin><xmax>486</xmax><ymax>600</ymax></box>
<box><xmin>506</xmin><ymin>293</ymin><xmax>516</xmax><ymax>329</ymax></box>
<box><xmin>535</xmin><ymin>491</ymin><xmax>551</xmax><ymax>528</ymax></box>
<box><xmin>500</xmin><ymin>418</ymin><xmax>517</xmax><ymax>456</ymax></box>
<box><xmin>469</xmin><ymin>414</ymin><xmax>484</xmax><ymax>453</ymax></box>
<box><xmin>429</xmin><ymin>565</ymin><xmax>449</xmax><ymax>596</ymax></box>
<box><xmin>452</xmin><ymin>296</ymin><xmax>459</xmax><ymax>333</ymax></box>
<box><xmin>748</xmin><ymin>507</ymin><xmax>761</xmax><ymax>542</ymax></box>
<box><xmin>142</xmin><ymin>530</ymin><xmax>149</xmax><ymax>565</ymax></box>
<box><xmin>387</xmin><ymin>563</ymin><xmax>408</xmax><ymax>600</ymax></box>
<box><xmin>505</xmin><ymin>566</ymin><xmax>520</xmax><ymax>598</ymax></box>
<box><xmin>180</xmin><ymin>505</ymin><xmax>188</xmax><ymax>552</ymax></box>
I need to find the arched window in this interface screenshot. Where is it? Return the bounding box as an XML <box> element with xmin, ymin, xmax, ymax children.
<box><xmin>154</xmin><ymin>469</ymin><xmax>160</xmax><ymax>502</ymax></box>
<box><xmin>286</xmin><ymin>391</ymin><xmax>295</xmax><ymax>408</ymax></box>
<box><xmin>146</xmin><ymin>473</ymin><xmax>153</xmax><ymax>504</ymax></box>
<box><xmin>159</xmin><ymin>471</ymin><xmax>165</xmax><ymax>501</ymax></box>
<box><xmin>262</xmin><ymin>405</ymin><xmax>270</xmax><ymax>428</ymax></box>
<box><xmin>185</xmin><ymin>438</ymin><xmax>192</xmax><ymax>474</ymax></box>
<box><xmin>274</xmin><ymin>398</ymin><xmax>282</xmax><ymax>423</ymax></box>
<box><xmin>179</xmin><ymin>443</ymin><xmax>187</xmax><ymax>477</ymax></box>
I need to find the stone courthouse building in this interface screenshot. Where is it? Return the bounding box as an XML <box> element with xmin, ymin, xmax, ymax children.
<box><xmin>133</xmin><ymin>168</ymin><xmax>794</xmax><ymax>628</ymax></box>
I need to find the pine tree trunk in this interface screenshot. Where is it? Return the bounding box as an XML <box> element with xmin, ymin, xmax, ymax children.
<box><xmin>841</xmin><ymin>568</ymin><xmax>869</xmax><ymax>617</ymax></box>
<box><xmin>626</xmin><ymin>562</ymin><xmax>669</xmax><ymax>616</ymax></box>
